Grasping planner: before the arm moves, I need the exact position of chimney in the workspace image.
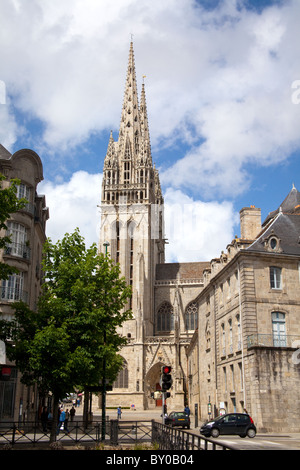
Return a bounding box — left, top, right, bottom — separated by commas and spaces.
240, 206, 261, 240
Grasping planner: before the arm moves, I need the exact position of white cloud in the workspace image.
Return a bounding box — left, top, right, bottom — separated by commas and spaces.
163, 188, 238, 262
1, 0, 300, 262
38, 171, 102, 248
159, 1, 300, 197
38, 172, 237, 263
0, 103, 19, 151
1, 0, 300, 198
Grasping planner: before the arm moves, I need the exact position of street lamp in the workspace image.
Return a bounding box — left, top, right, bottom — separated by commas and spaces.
101, 242, 110, 441
103, 241, 110, 255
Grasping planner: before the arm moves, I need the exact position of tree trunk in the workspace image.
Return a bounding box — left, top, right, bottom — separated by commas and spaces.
83, 390, 89, 428
50, 394, 60, 443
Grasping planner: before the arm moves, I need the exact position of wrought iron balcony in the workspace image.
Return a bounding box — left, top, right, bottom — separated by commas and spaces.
1, 286, 28, 303
4, 242, 31, 260
21, 202, 35, 216
247, 334, 299, 349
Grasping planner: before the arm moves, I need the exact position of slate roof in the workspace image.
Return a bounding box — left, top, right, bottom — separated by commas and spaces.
247, 212, 300, 256
156, 262, 210, 281
246, 185, 300, 256
0, 143, 12, 160
263, 185, 300, 226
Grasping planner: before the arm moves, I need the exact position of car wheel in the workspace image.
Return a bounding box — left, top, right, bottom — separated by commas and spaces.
211, 428, 220, 438
247, 428, 256, 438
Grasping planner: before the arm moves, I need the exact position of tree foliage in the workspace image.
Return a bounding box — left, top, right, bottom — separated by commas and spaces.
0, 228, 132, 439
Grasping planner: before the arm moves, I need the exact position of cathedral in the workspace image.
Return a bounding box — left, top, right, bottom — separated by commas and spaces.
98, 42, 300, 431
98, 42, 209, 410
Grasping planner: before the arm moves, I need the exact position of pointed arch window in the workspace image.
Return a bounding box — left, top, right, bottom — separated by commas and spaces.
110, 220, 121, 264
185, 302, 198, 330
157, 301, 174, 332
113, 359, 129, 389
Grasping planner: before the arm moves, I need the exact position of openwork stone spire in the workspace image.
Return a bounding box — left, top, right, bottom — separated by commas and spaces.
102, 41, 162, 205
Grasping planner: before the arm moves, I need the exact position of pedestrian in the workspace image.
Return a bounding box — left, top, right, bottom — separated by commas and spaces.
64, 409, 70, 432
184, 405, 190, 416
117, 406, 122, 420
70, 405, 76, 422
57, 408, 70, 435
41, 406, 48, 432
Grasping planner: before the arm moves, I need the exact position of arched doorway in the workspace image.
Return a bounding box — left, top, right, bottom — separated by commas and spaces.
145, 362, 164, 409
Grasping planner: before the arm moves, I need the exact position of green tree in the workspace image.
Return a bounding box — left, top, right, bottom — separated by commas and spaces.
0, 174, 27, 279
0, 229, 132, 441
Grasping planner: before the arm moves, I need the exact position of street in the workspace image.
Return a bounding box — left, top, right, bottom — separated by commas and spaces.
89, 407, 300, 450
196, 433, 300, 450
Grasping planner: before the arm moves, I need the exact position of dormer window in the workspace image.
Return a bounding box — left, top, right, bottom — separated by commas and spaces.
263, 232, 282, 253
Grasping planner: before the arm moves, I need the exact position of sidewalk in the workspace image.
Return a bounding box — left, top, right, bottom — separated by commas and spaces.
71, 405, 199, 429
66, 405, 300, 439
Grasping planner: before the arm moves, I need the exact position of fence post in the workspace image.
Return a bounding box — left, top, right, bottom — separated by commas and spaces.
110, 419, 118, 446
12, 423, 16, 445
151, 419, 156, 444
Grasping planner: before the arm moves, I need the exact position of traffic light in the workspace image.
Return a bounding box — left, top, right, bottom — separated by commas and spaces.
161, 366, 172, 392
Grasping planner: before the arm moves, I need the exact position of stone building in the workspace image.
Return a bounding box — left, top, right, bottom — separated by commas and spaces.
99, 42, 300, 431
188, 188, 300, 432
0, 144, 49, 420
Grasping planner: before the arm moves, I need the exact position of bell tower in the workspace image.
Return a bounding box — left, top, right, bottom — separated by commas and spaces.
99, 42, 165, 340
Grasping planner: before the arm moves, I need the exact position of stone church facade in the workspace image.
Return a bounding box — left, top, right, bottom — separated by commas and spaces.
98, 42, 300, 431
98, 42, 210, 410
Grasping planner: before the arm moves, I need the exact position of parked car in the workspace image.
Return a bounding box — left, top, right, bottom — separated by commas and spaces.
165, 411, 190, 429
200, 413, 256, 438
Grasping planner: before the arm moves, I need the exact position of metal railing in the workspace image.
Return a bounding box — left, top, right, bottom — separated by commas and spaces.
247, 334, 300, 349
110, 419, 153, 446
152, 421, 235, 451
0, 420, 108, 447
0, 287, 28, 303
5, 242, 31, 260
0, 419, 235, 450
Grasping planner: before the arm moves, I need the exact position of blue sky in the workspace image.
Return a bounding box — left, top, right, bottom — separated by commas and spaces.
1, 0, 300, 262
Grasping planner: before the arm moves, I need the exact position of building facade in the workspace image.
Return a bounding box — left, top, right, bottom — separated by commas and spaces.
189, 193, 300, 432
99, 43, 300, 432
98, 42, 210, 410
0, 145, 49, 421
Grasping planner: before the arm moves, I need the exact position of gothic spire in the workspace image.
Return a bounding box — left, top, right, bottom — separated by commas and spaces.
102, 41, 162, 204
118, 41, 140, 157
104, 130, 117, 169
139, 81, 153, 167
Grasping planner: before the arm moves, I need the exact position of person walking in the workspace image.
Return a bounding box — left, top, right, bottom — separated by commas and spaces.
64, 409, 70, 433
41, 406, 48, 433
70, 405, 76, 422
57, 408, 70, 435
117, 406, 122, 420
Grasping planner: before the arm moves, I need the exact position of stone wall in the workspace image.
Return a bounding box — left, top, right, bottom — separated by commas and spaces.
248, 348, 300, 432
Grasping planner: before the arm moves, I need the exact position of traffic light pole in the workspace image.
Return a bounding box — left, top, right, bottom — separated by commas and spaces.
161, 366, 172, 424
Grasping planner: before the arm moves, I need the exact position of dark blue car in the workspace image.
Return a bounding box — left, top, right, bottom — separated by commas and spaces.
200, 413, 256, 438
165, 411, 190, 429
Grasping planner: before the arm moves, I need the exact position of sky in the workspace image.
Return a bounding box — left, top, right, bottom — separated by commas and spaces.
1, 0, 300, 263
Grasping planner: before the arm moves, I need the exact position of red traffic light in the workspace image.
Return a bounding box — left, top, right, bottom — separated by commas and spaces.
162, 366, 171, 374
